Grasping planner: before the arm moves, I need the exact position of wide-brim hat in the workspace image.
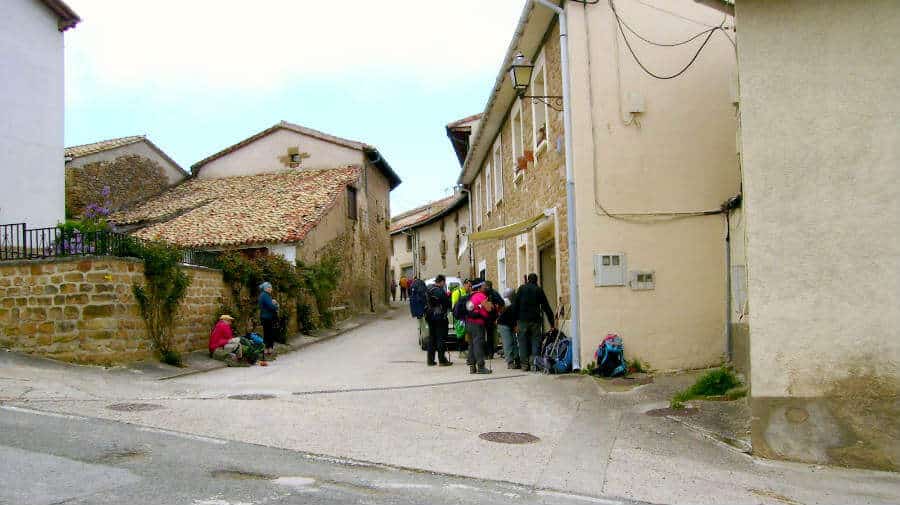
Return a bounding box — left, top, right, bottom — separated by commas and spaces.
219, 314, 235, 321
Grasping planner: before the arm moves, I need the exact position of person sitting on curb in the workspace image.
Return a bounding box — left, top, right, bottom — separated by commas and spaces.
209, 315, 248, 367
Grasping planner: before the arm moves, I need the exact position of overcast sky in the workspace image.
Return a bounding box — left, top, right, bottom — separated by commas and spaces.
64, 0, 524, 214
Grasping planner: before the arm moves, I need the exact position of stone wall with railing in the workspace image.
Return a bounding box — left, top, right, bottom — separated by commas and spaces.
0, 256, 229, 364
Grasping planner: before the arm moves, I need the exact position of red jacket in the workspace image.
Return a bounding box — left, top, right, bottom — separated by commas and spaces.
209, 320, 234, 351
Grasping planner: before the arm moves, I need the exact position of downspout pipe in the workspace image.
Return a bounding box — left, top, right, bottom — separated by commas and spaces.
533, 0, 581, 369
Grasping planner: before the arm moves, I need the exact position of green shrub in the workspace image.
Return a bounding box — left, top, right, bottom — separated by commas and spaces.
669, 367, 742, 410
627, 358, 648, 374
132, 241, 191, 362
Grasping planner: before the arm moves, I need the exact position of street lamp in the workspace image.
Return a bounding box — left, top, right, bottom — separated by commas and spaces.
508, 52, 534, 94
507, 51, 563, 111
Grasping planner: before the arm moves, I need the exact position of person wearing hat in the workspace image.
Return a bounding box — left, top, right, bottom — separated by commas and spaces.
209, 314, 243, 364
258, 281, 280, 357
465, 279, 494, 374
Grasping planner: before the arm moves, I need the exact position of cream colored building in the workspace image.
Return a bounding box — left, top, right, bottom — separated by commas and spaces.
390, 194, 470, 284
458, 0, 739, 371
700, 0, 899, 472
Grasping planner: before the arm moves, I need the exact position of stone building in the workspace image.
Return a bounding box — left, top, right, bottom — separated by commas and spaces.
0, 0, 79, 228
65, 135, 188, 216
389, 193, 469, 284
702, 0, 899, 471
113, 121, 401, 313
457, 0, 739, 371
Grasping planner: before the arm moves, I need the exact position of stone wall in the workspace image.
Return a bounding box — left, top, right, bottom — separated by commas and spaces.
0, 256, 230, 364
66, 154, 170, 216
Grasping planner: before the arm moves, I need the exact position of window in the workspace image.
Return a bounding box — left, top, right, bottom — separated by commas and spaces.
347, 186, 358, 220
531, 52, 549, 152
511, 103, 524, 170
629, 270, 655, 291
516, 237, 528, 287
485, 161, 493, 211
594, 253, 626, 286
493, 138, 503, 203
420, 245, 427, 265
474, 178, 483, 229
478, 259, 487, 282
406, 235, 413, 251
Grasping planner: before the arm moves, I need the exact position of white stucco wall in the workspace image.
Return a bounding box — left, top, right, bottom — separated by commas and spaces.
0, 0, 65, 228
567, 0, 740, 370
196, 129, 363, 179
66, 141, 186, 185
738, 0, 900, 398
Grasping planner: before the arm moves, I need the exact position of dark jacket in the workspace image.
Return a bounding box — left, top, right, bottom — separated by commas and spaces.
487, 288, 505, 309
425, 284, 451, 321
258, 291, 278, 321
514, 283, 554, 324
497, 301, 517, 327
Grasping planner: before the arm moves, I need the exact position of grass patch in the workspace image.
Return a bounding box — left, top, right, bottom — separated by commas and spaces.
580, 361, 597, 375
627, 358, 649, 374
670, 367, 742, 410
160, 349, 183, 367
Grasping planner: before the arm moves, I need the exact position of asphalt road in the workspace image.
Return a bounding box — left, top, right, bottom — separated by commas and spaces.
0, 405, 641, 505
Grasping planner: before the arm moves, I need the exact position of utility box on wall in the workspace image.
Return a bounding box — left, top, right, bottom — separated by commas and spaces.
594, 253, 626, 286
629, 270, 656, 290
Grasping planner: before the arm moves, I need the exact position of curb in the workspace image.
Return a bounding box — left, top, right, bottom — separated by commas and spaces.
157, 312, 385, 381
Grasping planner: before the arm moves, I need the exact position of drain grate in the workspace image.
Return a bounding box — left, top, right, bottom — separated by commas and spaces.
645, 407, 698, 417
228, 393, 276, 400
106, 402, 164, 412
479, 432, 540, 444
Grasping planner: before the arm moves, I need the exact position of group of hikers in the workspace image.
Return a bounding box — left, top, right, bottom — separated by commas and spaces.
391, 274, 412, 301
418, 273, 556, 375
208, 281, 282, 367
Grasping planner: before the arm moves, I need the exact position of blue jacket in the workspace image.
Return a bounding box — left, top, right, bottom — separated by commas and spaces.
258, 291, 278, 321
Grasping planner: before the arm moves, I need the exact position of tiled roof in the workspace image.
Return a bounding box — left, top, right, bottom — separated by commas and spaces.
446, 113, 483, 130
65, 136, 145, 158
112, 167, 360, 249
390, 194, 465, 234
40, 0, 80, 31
192, 121, 369, 171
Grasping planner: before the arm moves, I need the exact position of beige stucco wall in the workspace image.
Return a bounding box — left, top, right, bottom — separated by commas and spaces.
390, 232, 414, 282
67, 141, 186, 185
196, 129, 363, 179
737, 0, 899, 471
565, 0, 739, 371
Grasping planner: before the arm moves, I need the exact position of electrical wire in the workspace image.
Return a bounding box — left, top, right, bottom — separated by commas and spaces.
611, 0, 720, 80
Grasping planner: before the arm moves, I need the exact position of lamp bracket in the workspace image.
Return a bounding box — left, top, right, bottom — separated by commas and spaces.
521, 94, 564, 112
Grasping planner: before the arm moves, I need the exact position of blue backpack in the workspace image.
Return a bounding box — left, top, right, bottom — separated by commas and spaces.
595, 334, 626, 377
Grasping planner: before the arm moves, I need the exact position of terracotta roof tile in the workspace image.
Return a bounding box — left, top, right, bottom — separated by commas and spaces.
65, 136, 145, 158
390, 195, 463, 233
112, 167, 359, 249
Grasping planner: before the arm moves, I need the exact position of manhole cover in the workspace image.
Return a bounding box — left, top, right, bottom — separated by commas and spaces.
645, 407, 699, 417
479, 432, 540, 444
227, 394, 276, 400
106, 402, 164, 412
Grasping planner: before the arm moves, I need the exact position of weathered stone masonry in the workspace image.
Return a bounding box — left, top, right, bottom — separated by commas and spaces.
0, 256, 230, 364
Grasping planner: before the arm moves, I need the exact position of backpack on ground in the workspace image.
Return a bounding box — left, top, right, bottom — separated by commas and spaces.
534, 328, 572, 374
594, 333, 626, 377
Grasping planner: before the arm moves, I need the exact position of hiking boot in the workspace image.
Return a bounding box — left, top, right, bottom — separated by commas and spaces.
469, 364, 477, 374
427, 361, 437, 367
439, 360, 453, 367
476, 366, 493, 374
521, 363, 531, 372
507, 362, 516, 369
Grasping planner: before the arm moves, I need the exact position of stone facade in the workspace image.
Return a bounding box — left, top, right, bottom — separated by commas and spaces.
469, 22, 569, 307
66, 154, 171, 216
390, 201, 470, 283
0, 256, 230, 364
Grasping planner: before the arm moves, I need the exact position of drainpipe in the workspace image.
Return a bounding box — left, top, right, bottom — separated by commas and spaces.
534, 0, 581, 369
456, 185, 476, 277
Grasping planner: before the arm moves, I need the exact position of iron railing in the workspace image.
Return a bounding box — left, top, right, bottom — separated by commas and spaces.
0, 223, 221, 268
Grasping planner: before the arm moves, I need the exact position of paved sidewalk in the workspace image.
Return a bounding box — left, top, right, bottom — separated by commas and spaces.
1, 309, 898, 505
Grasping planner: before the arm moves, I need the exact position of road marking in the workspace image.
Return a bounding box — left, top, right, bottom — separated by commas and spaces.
0, 405, 86, 420
536, 490, 627, 504
137, 426, 228, 445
